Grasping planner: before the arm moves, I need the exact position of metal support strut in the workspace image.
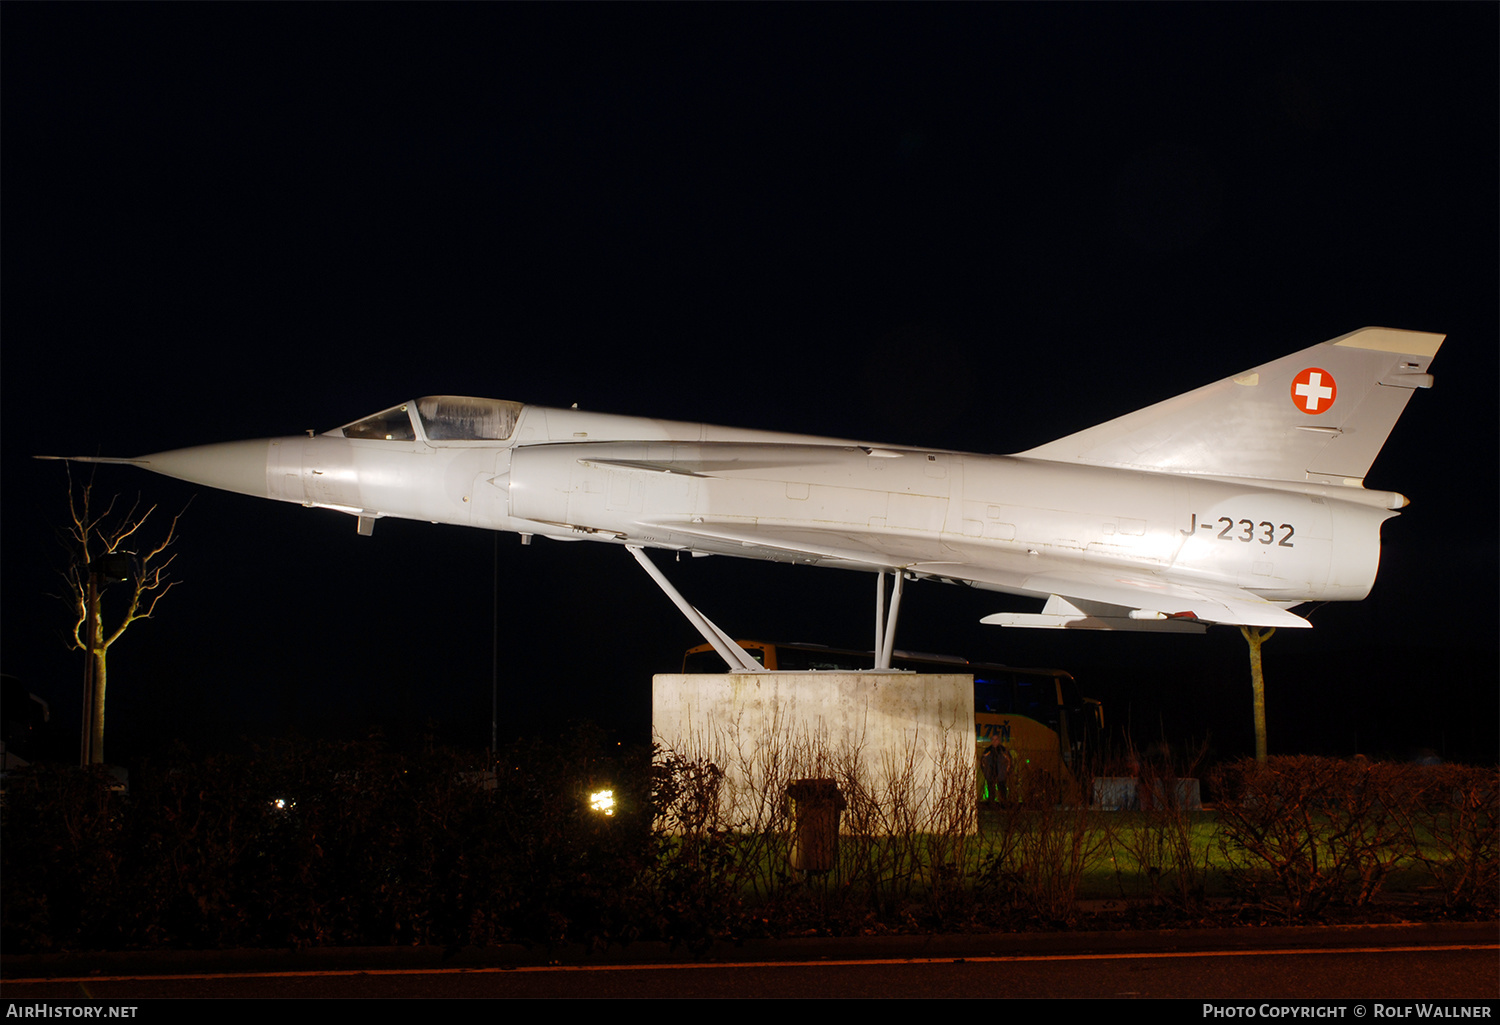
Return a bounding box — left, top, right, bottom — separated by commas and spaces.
873, 569, 905, 670
626, 545, 764, 672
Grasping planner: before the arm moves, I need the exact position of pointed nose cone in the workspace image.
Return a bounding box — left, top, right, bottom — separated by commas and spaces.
138, 440, 273, 499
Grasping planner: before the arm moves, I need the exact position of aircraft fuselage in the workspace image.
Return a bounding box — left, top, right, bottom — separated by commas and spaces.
59, 327, 1440, 634
159, 403, 1390, 611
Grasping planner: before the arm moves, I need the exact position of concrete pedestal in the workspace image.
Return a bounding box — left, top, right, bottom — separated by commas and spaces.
653, 672, 976, 835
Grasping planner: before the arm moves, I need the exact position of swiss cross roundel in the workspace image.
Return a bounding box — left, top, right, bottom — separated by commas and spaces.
1291, 367, 1337, 414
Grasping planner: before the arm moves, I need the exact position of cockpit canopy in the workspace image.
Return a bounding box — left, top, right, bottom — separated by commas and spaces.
335, 396, 523, 442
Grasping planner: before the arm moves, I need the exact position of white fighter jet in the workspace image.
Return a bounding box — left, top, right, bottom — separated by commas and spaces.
47, 327, 1442, 671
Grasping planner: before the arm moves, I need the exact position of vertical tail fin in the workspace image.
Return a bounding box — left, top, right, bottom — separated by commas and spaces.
1017, 327, 1443, 485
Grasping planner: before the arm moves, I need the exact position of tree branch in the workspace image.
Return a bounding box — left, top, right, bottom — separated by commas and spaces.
55, 469, 187, 652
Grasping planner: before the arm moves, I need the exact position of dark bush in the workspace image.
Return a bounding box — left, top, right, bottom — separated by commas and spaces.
6, 746, 1493, 950
1390, 763, 1498, 914
2, 732, 674, 952
1211, 757, 1499, 921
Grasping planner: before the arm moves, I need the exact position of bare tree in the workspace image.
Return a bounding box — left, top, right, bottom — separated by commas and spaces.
57, 468, 185, 765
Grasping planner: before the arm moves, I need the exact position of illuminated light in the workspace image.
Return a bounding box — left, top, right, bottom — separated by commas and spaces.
589, 789, 616, 816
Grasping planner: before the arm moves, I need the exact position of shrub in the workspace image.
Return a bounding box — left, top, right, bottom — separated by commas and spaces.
1388, 764, 1498, 914
1211, 756, 1499, 921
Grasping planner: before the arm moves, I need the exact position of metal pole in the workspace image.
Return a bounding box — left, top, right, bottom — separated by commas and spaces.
878, 570, 904, 670
80, 571, 100, 766
80, 574, 94, 767
491, 532, 499, 758
627, 545, 763, 672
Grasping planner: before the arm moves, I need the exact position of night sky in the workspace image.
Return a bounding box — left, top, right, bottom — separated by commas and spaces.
4, 5, 1495, 765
